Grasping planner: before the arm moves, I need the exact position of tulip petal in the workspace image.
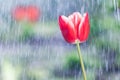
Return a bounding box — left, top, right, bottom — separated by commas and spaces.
68, 13, 74, 24
59, 16, 77, 43
26, 6, 40, 22
68, 12, 82, 33
73, 12, 82, 30
78, 12, 90, 42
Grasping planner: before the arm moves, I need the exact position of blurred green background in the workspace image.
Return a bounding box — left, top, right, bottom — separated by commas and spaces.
0, 0, 120, 80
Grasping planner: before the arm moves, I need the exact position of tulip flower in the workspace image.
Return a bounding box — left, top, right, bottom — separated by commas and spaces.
12, 5, 40, 22
58, 12, 90, 80
11, 5, 40, 41
59, 12, 90, 44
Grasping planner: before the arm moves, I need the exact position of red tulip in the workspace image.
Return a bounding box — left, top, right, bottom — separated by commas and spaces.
26, 6, 40, 22
12, 5, 40, 22
59, 12, 90, 44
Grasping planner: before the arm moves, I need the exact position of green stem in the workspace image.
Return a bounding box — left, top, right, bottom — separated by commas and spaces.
76, 41, 87, 80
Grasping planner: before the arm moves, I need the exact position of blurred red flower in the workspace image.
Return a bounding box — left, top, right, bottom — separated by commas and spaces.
59, 12, 90, 44
12, 5, 40, 22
